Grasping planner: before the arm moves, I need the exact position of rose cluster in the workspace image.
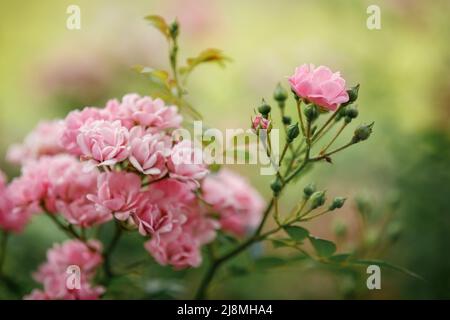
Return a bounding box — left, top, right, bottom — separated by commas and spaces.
0, 93, 265, 299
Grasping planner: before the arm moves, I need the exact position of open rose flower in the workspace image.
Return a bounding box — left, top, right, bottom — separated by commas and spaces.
77, 120, 129, 168
128, 128, 172, 177
167, 140, 209, 186
60, 107, 110, 155
87, 171, 142, 221
202, 169, 265, 237
289, 64, 349, 111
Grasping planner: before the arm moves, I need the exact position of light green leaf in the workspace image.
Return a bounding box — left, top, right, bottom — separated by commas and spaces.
145, 15, 170, 39
271, 238, 296, 248
180, 48, 231, 75
284, 226, 309, 242
308, 236, 336, 257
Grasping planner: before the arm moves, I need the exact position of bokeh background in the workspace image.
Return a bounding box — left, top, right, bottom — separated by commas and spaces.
1, 0, 449, 299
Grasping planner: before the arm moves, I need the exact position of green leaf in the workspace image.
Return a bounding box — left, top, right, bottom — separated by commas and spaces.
254, 256, 286, 269
179, 48, 231, 75
228, 265, 249, 277
133, 65, 170, 86
145, 15, 170, 39
308, 236, 336, 257
284, 226, 309, 242
349, 259, 425, 281
271, 238, 296, 248
327, 253, 352, 263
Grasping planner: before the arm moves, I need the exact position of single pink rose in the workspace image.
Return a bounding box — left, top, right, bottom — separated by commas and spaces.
289, 64, 349, 111
128, 128, 172, 177
202, 169, 265, 237
77, 120, 129, 168
87, 171, 142, 221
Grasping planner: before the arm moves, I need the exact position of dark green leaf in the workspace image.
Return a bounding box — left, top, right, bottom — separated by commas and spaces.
308, 236, 336, 257
284, 226, 309, 242
327, 253, 352, 263
254, 256, 286, 269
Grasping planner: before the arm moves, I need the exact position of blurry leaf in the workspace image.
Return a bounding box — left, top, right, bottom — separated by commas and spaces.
254, 256, 286, 269
133, 65, 171, 88
180, 48, 231, 76
228, 265, 249, 277
271, 238, 296, 248
350, 259, 425, 281
284, 226, 309, 242
308, 236, 336, 257
145, 15, 170, 39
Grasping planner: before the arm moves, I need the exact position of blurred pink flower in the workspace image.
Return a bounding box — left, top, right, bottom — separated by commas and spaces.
0, 190, 32, 234
26, 239, 104, 300
77, 120, 130, 168
6, 120, 65, 165
145, 233, 201, 270
168, 140, 209, 186
202, 169, 265, 237
289, 64, 349, 111
87, 171, 142, 221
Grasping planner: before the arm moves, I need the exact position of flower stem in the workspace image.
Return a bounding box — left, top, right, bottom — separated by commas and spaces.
0, 231, 9, 276
296, 99, 306, 137
319, 122, 347, 155
312, 104, 344, 142
311, 141, 357, 162
103, 220, 123, 283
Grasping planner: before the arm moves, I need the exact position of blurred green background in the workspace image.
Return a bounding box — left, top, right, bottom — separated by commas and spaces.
0, 0, 449, 299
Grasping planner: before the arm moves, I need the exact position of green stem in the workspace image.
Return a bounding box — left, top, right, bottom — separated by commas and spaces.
312, 104, 344, 142
0, 231, 9, 276
319, 122, 347, 155
310, 141, 357, 162
296, 99, 306, 137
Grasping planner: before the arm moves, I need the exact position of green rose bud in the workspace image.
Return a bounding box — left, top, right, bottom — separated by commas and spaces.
286, 123, 300, 142
352, 122, 374, 143
169, 20, 179, 39
344, 84, 360, 105
335, 106, 347, 122
274, 83, 288, 102
258, 99, 271, 116
329, 197, 346, 210
270, 178, 283, 196
303, 183, 316, 199
345, 105, 359, 119
304, 104, 319, 123
282, 115, 292, 125
309, 191, 326, 210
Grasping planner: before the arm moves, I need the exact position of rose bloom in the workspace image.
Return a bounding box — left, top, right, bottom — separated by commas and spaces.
202, 169, 265, 237
87, 171, 142, 221
0, 187, 33, 234
128, 127, 172, 177
6, 120, 65, 165
77, 120, 129, 168
25, 239, 104, 300
289, 64, 349, 111
60, 106, 110, 156
118, 93, 183, 130
167, 140, 209, 186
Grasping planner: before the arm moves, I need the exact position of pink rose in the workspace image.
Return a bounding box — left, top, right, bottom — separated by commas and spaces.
87, 171, 142, 221
128, 128, 172, 177
26, 239, 104, 300
0, 191, 32, 233
167, 140, 209, 186
202, 169, 265, 237
60, 107, 110, 155
6, 120, 65, 165
77, 120, 129, 168
289, 64, 349, 111
252, 114, 271, 130
145, 233, 202, 270
120, 94, 182, 130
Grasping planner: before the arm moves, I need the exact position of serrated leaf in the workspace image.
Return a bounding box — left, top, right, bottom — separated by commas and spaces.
180, 48, 231, 76
308, 236, 336, 257
145, 15, 170, 39
349, 259, 425, 281
284, 226, 309, 242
